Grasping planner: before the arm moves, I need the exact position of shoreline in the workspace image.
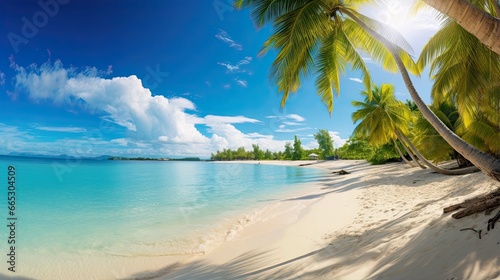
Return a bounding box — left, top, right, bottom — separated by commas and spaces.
7, 160, 499, 279
155, 160, 499, 280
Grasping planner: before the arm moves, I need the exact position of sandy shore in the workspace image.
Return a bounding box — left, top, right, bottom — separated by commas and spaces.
8, 160, 498, 280
150, 160, 500, 280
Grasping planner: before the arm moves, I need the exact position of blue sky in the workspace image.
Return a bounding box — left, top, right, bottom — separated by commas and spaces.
0, 0, 441, 158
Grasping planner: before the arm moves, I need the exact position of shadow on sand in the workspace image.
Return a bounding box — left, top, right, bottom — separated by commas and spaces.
126, 161, 499, 280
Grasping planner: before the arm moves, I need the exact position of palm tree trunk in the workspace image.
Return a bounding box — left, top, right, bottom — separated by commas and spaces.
397, 136, 427, 169
397, 131, 479, 175
422, 0, 500, 56
344, 10, 500, 181
393, 138, 418, 167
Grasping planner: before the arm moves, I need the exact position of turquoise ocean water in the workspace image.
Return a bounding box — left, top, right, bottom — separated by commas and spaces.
0, 156, 323, 258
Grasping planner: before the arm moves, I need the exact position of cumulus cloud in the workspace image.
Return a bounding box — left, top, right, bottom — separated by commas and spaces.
328, 131, 348, 148
207, 122, 287, 152
14, 61, 209, 145
215, 29, 243, 50
10, 61, 298, 157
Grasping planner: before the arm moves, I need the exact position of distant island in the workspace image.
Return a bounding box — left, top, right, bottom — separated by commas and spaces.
108, 157, 202, 161
1, 153, 202, 162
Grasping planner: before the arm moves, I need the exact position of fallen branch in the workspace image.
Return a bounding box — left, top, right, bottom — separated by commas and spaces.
452, 196, 500, 219
444, 189, 500, 214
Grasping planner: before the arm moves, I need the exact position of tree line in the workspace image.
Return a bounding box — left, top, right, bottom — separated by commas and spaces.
211, 130, 334, 161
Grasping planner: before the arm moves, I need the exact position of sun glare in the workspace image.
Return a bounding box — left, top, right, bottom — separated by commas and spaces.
360, 0, 442, 52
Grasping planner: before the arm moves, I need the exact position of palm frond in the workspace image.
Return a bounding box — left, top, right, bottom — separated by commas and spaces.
235, 0, 315, 28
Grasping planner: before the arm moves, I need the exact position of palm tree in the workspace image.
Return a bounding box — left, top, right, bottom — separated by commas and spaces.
236, 0, 500, 181
351, 84, 421, 167
352, 84, 411, 147
418, 0, 500, 56
352, 84, 477, 174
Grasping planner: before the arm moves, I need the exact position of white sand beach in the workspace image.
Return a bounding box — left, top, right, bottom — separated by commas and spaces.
151, 160, 500, 280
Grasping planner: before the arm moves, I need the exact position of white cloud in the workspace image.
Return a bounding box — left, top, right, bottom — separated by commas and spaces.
349, 77, 363, 83
267, 114, 306, 122
283, 121, 302, 126
35, 126, 87, 133
329, 131, 348, 148
236, 79, 247, 87
111, 138, 128, 146
215, 29, 243, 50
14, 61, 209, 146
12, 62, 306, 157
266, 113, 308, 132
217, 56, 252, 73
204, 115, 260, 124
286, 114, 306, 122
158, 136, 169, 142
207, 122, 287, 152
217, 62, 239, 72
169, 97, 196, 110
223, 84, 231, 89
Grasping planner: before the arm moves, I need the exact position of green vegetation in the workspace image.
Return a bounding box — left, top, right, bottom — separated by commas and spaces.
334, 138, 399, 165
211, 133, 322, 161
314, 129, 334, 159
292, 135, 303, 160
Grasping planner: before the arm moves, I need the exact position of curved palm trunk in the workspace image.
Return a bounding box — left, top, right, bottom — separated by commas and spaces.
422, 0, 500, 56
393, 138, 418, 167
344, 10, 500, 181
397, 136, 427, 169
397, 131, 479, 175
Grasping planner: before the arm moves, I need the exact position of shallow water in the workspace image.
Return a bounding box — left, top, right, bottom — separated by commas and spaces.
0, 156, 323, 259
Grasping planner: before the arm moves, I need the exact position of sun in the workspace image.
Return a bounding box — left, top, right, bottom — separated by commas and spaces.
360, 0, 442, 52
377, 1, 415, 36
